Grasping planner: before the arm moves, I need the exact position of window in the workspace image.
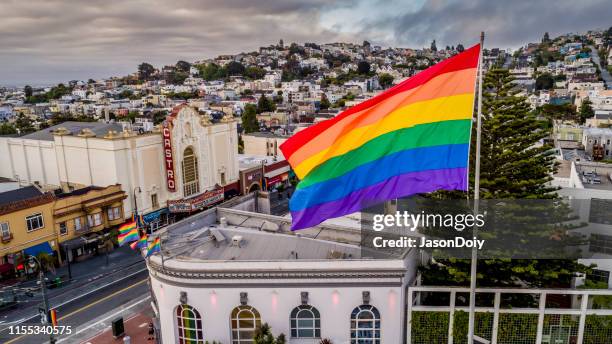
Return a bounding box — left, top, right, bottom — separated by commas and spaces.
151, 194, 159, 209
87, 212, 102, 227
220, 172, 226, 185
0, 222, 10, 240
182, 147, 200, 197
74, 217, 83, 231
230, 305, 261, 344
107, 207, 121, 221
26, 213, 44, 232
350, 305, 381, 344
59, 222, 67, 236
176, 304, 204, 344
290, 305, 320, 338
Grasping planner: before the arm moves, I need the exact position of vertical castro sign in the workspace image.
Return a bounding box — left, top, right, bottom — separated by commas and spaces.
162, 121, 176, 192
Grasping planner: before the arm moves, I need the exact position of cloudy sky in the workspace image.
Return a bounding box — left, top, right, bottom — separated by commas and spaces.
0, 0, 609, 85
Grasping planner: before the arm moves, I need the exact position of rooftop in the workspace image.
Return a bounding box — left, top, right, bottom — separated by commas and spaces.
576, 162, 612, 190
163, 226, 361, 261
21, 121, 123, 141
0, 185, 43, 207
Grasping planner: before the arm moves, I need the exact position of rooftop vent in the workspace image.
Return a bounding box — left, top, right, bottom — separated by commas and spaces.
220, 217, 227, 228
231, 235, 243, 248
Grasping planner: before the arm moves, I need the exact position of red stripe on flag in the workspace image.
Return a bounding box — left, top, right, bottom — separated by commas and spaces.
279, 43, 480, 160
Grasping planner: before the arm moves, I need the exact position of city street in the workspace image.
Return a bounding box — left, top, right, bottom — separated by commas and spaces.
590, 45, 612, 89
0, 246, 148, 344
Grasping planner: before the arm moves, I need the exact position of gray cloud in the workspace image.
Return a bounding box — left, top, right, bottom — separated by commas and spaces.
0, 0, 356, 85
383, 0, 611, 48
0, 0, 609, 85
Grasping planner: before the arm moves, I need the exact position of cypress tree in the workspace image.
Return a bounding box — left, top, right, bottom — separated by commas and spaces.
420, 69, 588, 289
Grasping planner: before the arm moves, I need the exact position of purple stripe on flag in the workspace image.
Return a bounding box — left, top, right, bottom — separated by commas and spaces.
290, 167, 467, 230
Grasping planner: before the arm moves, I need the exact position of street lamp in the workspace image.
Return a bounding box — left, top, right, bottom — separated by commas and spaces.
28, 256, 56, 344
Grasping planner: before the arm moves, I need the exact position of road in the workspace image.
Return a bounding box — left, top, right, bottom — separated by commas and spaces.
590, 45, 612, 89
0, 269, 149, 344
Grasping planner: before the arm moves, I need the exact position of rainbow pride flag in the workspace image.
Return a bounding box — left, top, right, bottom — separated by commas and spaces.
146, 237, 161, 257
118, 228, 139, 246
130, 233, 148, 250
118, 220, 136, 235
281, 44, 481, 229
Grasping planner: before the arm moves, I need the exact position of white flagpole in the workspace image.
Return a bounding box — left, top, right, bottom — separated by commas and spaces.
467, 31, 485, 344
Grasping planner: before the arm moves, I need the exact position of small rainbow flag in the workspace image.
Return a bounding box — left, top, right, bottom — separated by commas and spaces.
118, 221, 136, 235
130, 233, 148, 250
118, 228, 139, 246
281, 44, 481, 229
49, 309, 58, 326
146, 237, 161, 257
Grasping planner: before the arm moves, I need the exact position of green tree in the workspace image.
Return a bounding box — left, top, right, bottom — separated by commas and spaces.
257, 95, 276, 113
539, 103, 578, 122
421, 69, 586, 288
245, 66, 266, 80
24, 85, 33, 98
241, 104, 259, 133
0, 123, 17, 135
456, 44, 465, 52
357, 61, 371, 75
378, 73, 394, 89
175, 60, 191, 73
15, 113, 35, 134
535, 73, 554, 90
226, 61, 246, 76
542, 32, 550, 44
138, 62, 155, 80
253, 323, 286, 344
579, 99, 595, 124
320, 93, 331, 110
430, 39, 437, 52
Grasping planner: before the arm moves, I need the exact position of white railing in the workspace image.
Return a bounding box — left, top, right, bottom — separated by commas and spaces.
407, 286, 612, 344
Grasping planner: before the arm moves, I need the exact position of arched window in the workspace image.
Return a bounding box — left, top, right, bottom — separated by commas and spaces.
230, 305, 261, 343
176, 304, 204, 344
182, 147, 200, 197
350, 305, 380, 344
290, 305, 321, 338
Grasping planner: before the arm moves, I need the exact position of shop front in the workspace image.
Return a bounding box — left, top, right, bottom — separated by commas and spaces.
168, 187, 225, 216
140, 207, 171, 233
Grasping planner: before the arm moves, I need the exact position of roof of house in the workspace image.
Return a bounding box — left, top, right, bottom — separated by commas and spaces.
0, 186, 43, 207
20, 121, 123, 141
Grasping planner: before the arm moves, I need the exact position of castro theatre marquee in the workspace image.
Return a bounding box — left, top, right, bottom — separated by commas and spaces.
0, 105, 240, 229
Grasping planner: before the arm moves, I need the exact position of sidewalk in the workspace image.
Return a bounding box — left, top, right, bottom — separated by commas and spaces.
82, 308, 155, 344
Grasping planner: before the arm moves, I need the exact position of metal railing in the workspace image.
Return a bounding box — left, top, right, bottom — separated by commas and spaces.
407, 286, 612, 344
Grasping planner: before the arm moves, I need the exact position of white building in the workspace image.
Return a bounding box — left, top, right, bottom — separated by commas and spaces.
148, 201, 417, 344
0, 105, 240, 224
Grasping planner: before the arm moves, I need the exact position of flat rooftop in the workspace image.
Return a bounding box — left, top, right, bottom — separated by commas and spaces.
163, 226, 361, 261
576, 163, 612, 190
21, 121, 123, 141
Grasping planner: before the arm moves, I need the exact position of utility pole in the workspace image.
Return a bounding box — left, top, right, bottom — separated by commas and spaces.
30, 256, 56, 344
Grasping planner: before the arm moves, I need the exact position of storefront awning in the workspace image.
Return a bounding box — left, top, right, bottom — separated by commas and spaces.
60, 237, 88, 250
264, 165, 290, 178
23, 242, 53, 257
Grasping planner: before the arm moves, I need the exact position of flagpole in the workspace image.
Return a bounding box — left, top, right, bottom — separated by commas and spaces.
468, 31, 485, 344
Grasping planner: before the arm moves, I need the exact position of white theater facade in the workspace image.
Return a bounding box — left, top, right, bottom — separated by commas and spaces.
147, 205, 417, 344
0, 105, 240, 227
